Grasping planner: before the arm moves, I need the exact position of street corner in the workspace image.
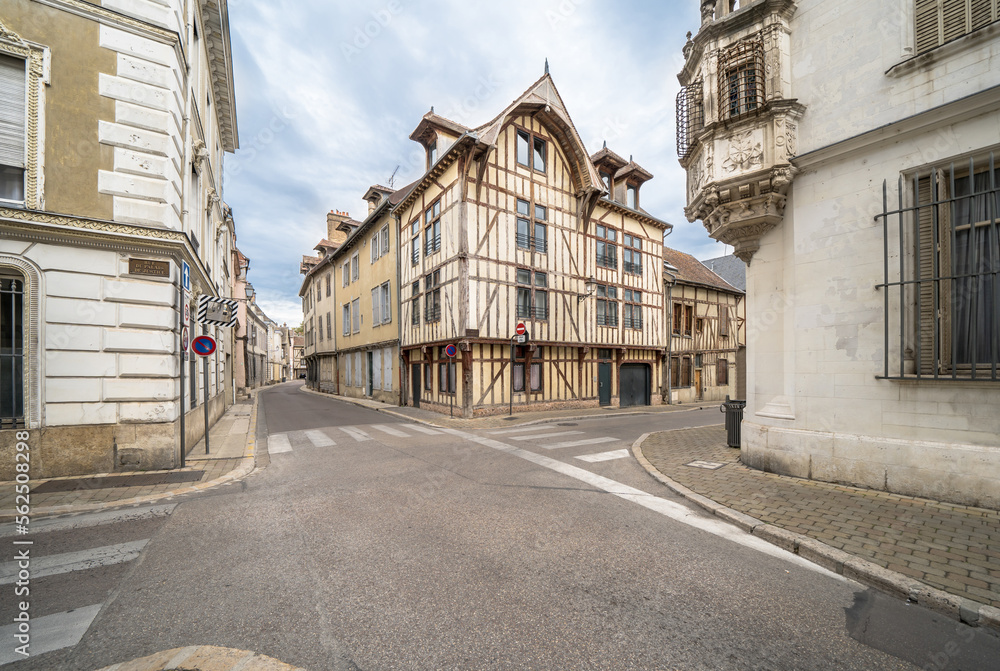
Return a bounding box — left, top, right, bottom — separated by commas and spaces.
93, 645, 309, 671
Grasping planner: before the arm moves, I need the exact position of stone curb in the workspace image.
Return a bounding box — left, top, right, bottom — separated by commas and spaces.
298, 384, 707, 429
630, 434, 1000, 635
93, 645, 307, 671
0, 394, 263, 524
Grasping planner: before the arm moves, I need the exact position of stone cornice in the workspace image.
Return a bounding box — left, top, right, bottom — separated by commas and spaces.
32, 0, 178, 43
0, 208, 224, 297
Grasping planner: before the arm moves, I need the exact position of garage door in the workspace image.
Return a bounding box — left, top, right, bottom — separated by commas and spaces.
620, 363, 650, 408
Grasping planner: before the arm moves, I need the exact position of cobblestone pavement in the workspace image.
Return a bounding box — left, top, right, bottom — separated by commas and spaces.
640, 425, 1000, 611
0, 398, 258, 523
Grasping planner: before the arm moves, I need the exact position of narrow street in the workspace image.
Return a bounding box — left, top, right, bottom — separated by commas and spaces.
6, 383, 999, 670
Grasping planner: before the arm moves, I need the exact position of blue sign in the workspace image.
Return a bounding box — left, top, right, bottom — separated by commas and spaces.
181, 261, 191, 292
445, 344, 457, 358
192, 335, 216, 357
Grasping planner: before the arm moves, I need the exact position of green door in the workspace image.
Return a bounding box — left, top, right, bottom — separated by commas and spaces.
598, 362, 612, 406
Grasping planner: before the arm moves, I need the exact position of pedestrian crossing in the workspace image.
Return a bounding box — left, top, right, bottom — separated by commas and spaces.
265, 422, 631, 465
0, 504, 173, 666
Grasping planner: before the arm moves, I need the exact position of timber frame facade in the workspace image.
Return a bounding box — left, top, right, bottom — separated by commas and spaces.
392, 74, 673, 417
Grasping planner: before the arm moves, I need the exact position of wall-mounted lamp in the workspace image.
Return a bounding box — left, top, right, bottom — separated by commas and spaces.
578, 277, 598, 302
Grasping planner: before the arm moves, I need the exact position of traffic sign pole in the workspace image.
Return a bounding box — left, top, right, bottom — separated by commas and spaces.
178, 274, 185, 468
203, 354, 210, 454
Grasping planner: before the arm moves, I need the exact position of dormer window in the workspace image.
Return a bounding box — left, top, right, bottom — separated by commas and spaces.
600, 171, 611, 191
626, 184, 638, 209
427, 143, 438, 168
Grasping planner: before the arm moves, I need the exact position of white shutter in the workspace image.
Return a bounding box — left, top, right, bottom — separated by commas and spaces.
355, 352, 362, 387
383, 348, 393, 390
0, 54, 26, 168
372, 287, 380, 325
345, 355, 351, 387
373, 349, 382, 390
382, 283, 391, 324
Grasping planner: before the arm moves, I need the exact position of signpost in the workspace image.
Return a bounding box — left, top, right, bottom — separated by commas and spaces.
178, 261, 190, 467
192, 335, 217, 454
510, 324, 530, 416
445, 344, 457, 417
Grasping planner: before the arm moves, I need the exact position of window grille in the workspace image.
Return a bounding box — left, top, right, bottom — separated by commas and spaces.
717, 36, 764, 121
877, 153, 999, 381
0, 274, 24, 429
676, 80, 704, 158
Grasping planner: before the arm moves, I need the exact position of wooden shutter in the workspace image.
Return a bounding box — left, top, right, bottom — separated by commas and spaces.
971, 0, 997, 28
916, 0, 998, 54
0, 54, 26, 169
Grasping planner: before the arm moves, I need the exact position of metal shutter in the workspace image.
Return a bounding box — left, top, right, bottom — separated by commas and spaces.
0, 54, 26, 169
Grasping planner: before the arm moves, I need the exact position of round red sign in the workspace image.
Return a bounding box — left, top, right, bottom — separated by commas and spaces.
515, 322, 527, 336
192, 335, 217, 357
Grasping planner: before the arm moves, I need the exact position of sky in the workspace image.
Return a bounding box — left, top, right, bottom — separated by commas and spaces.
223, 0, 730, 327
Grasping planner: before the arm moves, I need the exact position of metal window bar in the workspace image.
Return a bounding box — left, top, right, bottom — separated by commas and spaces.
876, 152, 999, 381
424, 233, 441, 255
624, 261, 643, 275
676, 80, 704, 159
0, 276, 25, 429
597, 310, 619, 327
597, 250, 618, 269
515, 232, 548, 253
717, 36, 764, 121
425, 301, 441, 323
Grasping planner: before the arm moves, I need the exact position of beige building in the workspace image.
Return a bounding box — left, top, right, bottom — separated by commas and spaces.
394, 74, 672, 417
0, 1, 238, 477
678, 0, 1000, 507
662, 247, 745, 404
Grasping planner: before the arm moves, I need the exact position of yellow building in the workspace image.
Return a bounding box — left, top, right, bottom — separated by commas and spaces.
662, 247, 745, 404
301, 191, 401, 404
392, 74, 672, 417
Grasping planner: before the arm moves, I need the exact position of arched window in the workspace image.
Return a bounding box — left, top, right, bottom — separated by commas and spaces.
1, 271, 25, 428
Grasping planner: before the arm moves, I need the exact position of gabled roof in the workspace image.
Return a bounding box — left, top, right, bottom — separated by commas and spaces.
663, 246, 742, 294
471, 73, 603, 195
616, 160, 653, 184
591, 145, 628, 171
410, 111, 470, 145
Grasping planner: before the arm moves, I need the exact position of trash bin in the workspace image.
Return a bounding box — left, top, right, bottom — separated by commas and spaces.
720, 395, 746, 448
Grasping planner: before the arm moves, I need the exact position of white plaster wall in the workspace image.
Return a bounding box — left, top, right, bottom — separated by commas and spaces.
742, 90, 1000, 506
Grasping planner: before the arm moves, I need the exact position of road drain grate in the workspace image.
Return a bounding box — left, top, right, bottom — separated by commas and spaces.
32, 471, 206, 494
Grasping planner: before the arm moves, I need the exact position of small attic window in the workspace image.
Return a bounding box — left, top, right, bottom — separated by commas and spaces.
427, 143, 438, 168
627, 184, 638, 209
600, 171, 611, 191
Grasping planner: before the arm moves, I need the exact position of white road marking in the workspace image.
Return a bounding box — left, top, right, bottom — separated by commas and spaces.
370, 424, 410, 437
0, 540, 149, 585
575, 448, 631, 462
545, 437, 620, 450
486, 426, 555, 435
0, 504, 176, 538
304, 430, 336, 447
407, 424, 443, 435
0, 604, 102, 664
509, 431, 584, 441
440, 428, 843, 578
267, 433, 293, 454
339, 426, 372, 441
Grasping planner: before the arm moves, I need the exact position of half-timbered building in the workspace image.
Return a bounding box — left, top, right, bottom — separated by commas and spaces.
663, 247, 745, 404
393, 74, 672, 417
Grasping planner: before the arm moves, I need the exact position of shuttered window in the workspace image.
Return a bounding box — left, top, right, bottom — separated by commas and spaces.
0, 54, 26, 206
915, 0, 998, 54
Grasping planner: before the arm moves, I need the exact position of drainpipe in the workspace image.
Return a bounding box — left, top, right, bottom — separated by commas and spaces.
394, 212, 404, 406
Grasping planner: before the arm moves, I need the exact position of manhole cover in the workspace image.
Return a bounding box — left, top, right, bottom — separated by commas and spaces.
32, 471, 205, 494
684, 460, 725, 470
503, 416, 518, 421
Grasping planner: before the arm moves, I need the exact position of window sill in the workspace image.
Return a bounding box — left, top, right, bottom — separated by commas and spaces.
886, 22, 1000, 77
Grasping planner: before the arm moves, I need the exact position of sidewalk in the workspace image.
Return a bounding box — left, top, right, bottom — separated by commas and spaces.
94, 645, 306, 671
635, 424, 1000, 632
0, 395, 260, 523
301, 385, 707, 429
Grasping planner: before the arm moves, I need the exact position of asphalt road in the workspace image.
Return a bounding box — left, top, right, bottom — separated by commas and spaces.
7, 382, 1000, 670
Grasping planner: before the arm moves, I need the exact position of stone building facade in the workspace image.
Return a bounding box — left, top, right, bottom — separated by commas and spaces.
0, 0, 238, 478
678, 0, 1000, 507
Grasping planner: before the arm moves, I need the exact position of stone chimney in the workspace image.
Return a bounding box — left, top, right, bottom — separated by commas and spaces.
326, 210, 352, 245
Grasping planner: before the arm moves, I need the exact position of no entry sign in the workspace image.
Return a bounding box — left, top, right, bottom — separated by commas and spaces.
192, 335, 217, 357
515, 322, 527, 336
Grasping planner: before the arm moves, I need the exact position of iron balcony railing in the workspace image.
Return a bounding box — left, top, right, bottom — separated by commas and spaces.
876, 153, 999, 381
516, 304, 548, 320
597, 312, 619, 327
516, 233, 548, 253
623, 314, 643, 330
425, 304, 441, 322
425, 234, 441, 255
624, 261, 643, 275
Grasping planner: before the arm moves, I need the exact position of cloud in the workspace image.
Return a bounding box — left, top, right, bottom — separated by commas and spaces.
225, 0, 723, 321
